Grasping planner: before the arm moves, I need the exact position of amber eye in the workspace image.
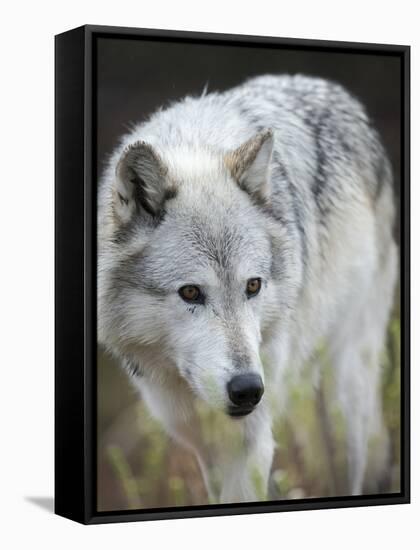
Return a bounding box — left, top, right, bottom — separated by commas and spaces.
178, 285, 204, 304
246, 278, 262, 298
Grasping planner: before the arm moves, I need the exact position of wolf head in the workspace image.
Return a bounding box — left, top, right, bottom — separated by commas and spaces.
98, 130, 301, 417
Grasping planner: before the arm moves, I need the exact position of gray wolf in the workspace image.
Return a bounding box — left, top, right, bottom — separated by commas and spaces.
98, 75, 397, 503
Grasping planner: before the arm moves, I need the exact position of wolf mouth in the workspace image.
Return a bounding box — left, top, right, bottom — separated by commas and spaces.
227, 405, 255, 418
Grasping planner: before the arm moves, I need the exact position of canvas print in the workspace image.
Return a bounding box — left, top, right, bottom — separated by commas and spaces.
96, 37, 402, 512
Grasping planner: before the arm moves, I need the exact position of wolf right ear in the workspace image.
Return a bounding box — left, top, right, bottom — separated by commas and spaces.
113, 141, 173, 224
224, 129, 274, 203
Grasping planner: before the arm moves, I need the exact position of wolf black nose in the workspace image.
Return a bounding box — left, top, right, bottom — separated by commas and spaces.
227, 374, 264, 407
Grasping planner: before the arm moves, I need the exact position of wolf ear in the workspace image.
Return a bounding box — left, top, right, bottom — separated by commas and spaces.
113, 141, 173, 224
225, 129, 273, 202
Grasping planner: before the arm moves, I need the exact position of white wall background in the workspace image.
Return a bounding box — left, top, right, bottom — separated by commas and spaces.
0, 0, 417, 547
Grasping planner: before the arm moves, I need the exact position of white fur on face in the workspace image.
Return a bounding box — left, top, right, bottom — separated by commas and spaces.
101, 171, 285, 409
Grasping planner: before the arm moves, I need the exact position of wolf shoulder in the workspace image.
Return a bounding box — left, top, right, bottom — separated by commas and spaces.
237, 76, 390, 173
153, 74, 390, 191
100, 74, 392, 219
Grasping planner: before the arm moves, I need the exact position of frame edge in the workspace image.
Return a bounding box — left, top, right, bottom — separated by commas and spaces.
55, 25, 88, 525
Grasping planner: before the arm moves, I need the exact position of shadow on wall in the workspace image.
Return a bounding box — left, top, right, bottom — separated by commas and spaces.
25, 497, 54, 514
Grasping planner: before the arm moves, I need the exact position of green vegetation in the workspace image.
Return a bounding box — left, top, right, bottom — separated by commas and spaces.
97, 307, 401, 511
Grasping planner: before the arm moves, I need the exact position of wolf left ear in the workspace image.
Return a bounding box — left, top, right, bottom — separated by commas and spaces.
225, 129, 274, 203
113, 141, 172, 224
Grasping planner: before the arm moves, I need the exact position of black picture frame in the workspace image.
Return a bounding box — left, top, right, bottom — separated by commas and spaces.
55, 24, 410, 525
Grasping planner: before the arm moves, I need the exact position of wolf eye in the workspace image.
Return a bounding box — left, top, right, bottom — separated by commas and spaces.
246, 278, 262, 298
178, 285, 204, 304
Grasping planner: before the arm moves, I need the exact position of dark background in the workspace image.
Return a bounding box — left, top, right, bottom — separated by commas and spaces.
96, 36, 402, 512
97, 36, 401, 197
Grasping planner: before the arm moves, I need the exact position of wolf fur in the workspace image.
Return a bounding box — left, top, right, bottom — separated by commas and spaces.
98, 75, 397, 503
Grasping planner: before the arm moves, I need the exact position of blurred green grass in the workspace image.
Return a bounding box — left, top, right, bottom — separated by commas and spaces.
97, 301, 401, 511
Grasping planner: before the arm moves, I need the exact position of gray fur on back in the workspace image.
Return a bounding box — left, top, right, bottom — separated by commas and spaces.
99, 74, 393, 270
